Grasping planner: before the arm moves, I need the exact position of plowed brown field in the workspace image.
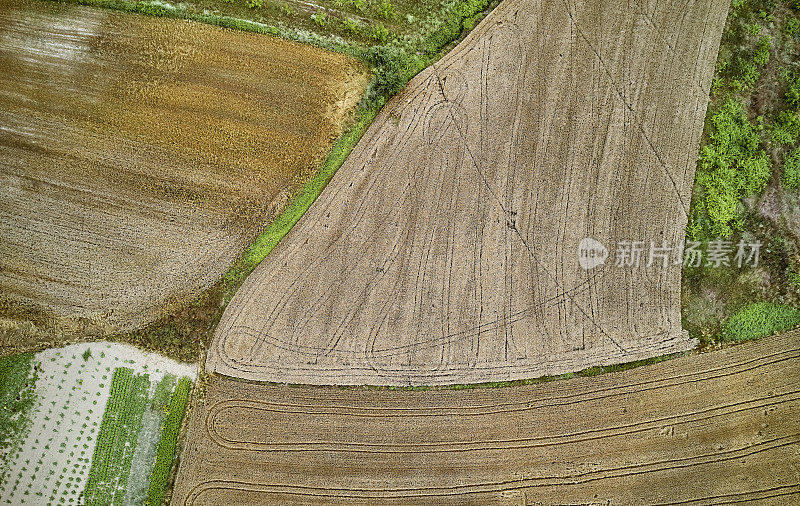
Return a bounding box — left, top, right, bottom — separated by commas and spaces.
173, 330, 800, 504
208, 0, 731, 385
0, 0, 366, 343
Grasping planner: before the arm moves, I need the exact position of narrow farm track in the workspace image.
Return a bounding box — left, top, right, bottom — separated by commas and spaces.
208, 0, 731, 386
173, 331, 800, 505
0, 0, 366, 341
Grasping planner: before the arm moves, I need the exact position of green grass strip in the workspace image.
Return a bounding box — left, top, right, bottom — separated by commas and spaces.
221, 100, 383, 294
146, 377, 193, 506
722, 302, 800, 342
84, 367, 151, 505
0, 353, 37, 482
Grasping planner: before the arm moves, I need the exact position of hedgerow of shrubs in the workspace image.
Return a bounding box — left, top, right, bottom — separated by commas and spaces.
421, 0, 490, 57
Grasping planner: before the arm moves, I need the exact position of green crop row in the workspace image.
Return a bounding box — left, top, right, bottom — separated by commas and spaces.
83, 367, 150, 505
146, 377, 192, 506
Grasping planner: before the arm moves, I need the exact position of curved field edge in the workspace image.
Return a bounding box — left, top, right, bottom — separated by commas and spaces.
171, 330, 800, 505
0, 0, 504, 363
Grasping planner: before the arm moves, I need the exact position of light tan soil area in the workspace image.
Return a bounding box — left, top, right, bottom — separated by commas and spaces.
174, 331, 800, 504
208, 0, 731, 385
0, 0, 367, 346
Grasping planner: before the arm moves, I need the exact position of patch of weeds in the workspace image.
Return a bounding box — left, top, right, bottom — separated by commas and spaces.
784, 145, 800, 189
721, 302, 800, 340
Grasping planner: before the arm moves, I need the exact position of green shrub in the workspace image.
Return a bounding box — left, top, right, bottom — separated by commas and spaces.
771, 110, 800, 145
366, 22, 389, 42
692, 99, 770, 237
365, 45, 422, 97
341, 16, 361, 34
311, 10, 327, 25
375, 0, 396, 19
280, 2, 294, 15
784, 146, 800, 189
246, 0, 262, 9
786, 69, 800, 109
753, 35, 771, 65
721, 302, 800, 341
787, 17, 799, 36
345, 0, 366, 13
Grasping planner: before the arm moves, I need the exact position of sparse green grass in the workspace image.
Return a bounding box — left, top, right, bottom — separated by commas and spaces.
146, 377, 192, 506
721, 302, 800, 341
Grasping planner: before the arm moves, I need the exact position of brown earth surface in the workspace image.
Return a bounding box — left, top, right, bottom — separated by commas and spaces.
208, 0, 731, 385
173, 330, 800, 505
0, 0, 367, 347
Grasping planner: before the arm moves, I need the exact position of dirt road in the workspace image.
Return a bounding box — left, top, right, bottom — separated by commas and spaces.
174, 330, 800, 504
208, 0, 731, 385
0, 0, 366, 345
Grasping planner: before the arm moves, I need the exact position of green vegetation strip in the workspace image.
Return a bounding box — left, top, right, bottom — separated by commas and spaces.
0, 353, 37, 482
722, 302, 800, 341
146, 377, 192, 506
222, 101, 382, 293
84, 367, 150, 505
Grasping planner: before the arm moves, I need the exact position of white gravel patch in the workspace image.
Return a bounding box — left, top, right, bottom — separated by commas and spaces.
0, 342, 196, 504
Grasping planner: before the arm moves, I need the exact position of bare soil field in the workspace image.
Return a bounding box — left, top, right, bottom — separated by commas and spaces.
174, 330, 800, 504
0, 0, 367, 347
208, 0, 731, 385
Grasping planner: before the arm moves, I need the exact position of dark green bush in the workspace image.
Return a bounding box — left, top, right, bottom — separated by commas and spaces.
366, 45, 423, 98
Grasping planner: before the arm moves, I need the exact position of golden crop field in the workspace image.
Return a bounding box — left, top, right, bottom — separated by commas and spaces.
174, 330, 800, 504
208, 0, 730, 385
0, 0, 367, 348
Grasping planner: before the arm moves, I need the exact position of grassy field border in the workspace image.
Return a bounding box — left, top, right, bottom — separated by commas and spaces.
220, 97, 385, 297
146, 377, 192, 506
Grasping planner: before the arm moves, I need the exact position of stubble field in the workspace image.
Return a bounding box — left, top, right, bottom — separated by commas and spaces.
174, 330, 800, 504
0, 0, 367, 349
208, 0, 731, 385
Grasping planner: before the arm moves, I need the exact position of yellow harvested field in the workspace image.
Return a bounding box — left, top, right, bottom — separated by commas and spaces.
208, 0, 730, 385
173, 331, 800, 504
0, 0, 367, 344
